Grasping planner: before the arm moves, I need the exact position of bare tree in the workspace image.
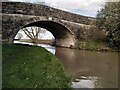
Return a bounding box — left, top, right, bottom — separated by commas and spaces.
22, 27, 42, 43
15, 33, 23, 40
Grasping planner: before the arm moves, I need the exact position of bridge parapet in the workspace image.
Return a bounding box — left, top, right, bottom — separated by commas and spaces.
2, 2, 94, 25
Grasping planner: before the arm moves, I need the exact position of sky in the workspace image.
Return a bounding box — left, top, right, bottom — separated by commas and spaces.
5, 0, 109, 17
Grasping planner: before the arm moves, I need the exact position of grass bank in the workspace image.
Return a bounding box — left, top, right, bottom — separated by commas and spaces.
2, 44, 71, 88
76, 40, 116, 52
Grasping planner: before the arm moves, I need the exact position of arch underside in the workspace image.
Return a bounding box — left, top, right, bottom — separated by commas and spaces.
19, 21, 76, 47
24, 21, 73, 39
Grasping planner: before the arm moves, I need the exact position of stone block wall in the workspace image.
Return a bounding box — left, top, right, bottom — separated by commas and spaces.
2, 2, 94, 25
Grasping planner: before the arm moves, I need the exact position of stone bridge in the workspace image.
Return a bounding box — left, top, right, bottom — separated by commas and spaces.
1, 2, 97, 47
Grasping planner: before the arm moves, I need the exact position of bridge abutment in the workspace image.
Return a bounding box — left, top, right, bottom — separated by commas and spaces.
55, 37, 76, 48
2, 37, 76, 48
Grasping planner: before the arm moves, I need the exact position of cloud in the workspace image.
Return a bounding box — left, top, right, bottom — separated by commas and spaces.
47, 0, 105, 11
45, 0, 106, 17
107, 0, 120, 2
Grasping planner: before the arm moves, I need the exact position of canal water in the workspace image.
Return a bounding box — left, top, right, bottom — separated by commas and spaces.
55, 47, 118, 88
14, 41, 118, 88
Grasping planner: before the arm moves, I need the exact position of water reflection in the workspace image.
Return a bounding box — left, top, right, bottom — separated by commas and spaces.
55, 47, 118, 88
13, 41, 118, 88
14, 41, 56, 54
72, 79, 94, 88
37, 44, 56, 54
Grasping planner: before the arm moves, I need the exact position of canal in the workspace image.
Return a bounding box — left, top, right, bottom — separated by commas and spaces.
14, 41, 118, 88
55, 47, 118, 88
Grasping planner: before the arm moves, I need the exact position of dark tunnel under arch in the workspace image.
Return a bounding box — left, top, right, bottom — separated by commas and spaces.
22, 20, 74, 39
13, 20, 76, 47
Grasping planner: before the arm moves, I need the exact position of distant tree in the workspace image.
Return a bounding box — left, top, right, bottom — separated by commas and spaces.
22, 27, 42, 43
16, 33, 23, 40
96, 2, 120, 49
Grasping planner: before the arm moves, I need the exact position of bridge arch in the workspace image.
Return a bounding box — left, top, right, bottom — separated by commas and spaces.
11, 18, 76, 47
23, 20, 74, 39
2, 2, 96, 48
